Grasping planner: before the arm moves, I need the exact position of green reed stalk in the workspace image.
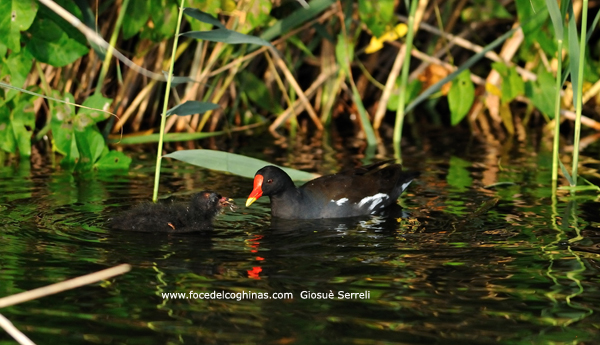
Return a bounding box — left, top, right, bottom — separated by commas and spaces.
551, 41, 563, 183
95, 0, 130, 94
153, 0, 186, 202
393, 0, 418, 159
570, 0, 589, 187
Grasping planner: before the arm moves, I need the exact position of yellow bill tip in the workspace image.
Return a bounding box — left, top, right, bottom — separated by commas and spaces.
245, 197, 257, 207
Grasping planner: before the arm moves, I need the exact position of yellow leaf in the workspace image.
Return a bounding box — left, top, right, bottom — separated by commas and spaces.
365, 38, 384, 54
486, 83, 502, 97
365, 23, 408, 54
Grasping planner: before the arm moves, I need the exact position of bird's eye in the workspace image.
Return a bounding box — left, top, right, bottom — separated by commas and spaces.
267, 179, 273, 184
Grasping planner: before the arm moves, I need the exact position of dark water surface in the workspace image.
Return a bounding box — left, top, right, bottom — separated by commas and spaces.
2, 137, 600, 345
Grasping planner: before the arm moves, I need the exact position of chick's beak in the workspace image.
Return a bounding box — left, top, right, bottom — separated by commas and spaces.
246, 174, 264, 207
219, 196, 237, 211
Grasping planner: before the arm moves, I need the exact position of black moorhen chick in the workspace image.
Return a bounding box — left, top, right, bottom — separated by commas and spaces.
109, 191, 234, 232
245, 161, 417, 219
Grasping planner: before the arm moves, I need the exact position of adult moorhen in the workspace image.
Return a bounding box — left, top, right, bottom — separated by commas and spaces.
245, 161, 417, 219
109, 191, 235, 232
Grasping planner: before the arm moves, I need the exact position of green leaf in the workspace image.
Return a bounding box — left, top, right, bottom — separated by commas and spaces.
492, 62, 524, 103
25, 18, 89, 67
238, 71, 283, 113
515, 0, 548, 47
546, 0, 564, 38
74, 126, 105, 171
94, 150, 132, 171
11, 94, 35, 156
0, 0, 39, 52
140, 0, 178, 41
184, 1, 222, 32
358, 0, 395, 37
448, 69, 475, 125
525, 67, 556, 118
164, 149, 319, 181
50, 91, 76, 156
567, 2, 579, 108
180, 28, 273, 47
166, 101, 220, 116
559, 159, 574, 186
75, 94, 113, 129
335, 34, 353, 75
0, 107, 15, 153
183, 8, 224, 29
4, 49, 34, 102
122, 0, 150, 39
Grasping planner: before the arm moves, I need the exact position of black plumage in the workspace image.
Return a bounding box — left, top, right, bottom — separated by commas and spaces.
109, 191, 234, 232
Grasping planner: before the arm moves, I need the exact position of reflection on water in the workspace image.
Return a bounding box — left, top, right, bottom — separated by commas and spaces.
1, 139, 600, 344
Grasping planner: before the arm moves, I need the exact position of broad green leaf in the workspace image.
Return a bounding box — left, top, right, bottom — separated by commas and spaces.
75, 94, 113, 128
0, 0, 38, 52
26, 18, 89, 67
491, 61, 508, 75
122, 0, 150, 39
525, 68, 555, 117
4, 49, 34, 102
166, 101, 220, 116
183, 8, 224, 29
164, 149, 319, 181
11, 94, 35, 156
515, 0, 548, 47
50, 91, 76, 156
94, 150, 132, 171
181, 29, 273, 47
238, 71, 283, 113
492, 62, 524, 103
145, 0, 178, 41
448, 69, 475, 125
358, 0, 394, 37
0, 107, 15, 153
74, 126, 104, 171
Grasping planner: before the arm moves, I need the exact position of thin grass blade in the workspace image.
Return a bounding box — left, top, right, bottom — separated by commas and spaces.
181, 29, 273, 47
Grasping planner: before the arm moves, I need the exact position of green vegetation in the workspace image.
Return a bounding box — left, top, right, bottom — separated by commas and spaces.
0, 0, 598, 192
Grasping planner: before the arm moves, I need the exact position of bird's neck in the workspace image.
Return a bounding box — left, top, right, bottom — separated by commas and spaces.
269, 187, 302, 218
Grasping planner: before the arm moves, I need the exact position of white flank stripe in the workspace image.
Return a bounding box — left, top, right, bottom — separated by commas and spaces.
333, 198, 348, 206
358, 193, 388, 211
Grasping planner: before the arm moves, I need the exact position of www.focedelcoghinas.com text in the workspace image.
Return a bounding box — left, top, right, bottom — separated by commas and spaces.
161, 290, 370, 301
